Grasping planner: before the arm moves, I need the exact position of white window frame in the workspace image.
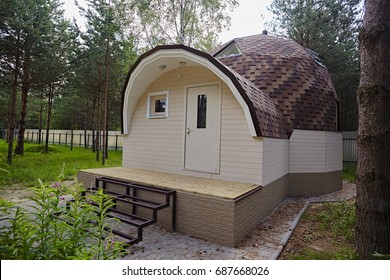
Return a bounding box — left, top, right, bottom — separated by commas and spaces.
147, 91, 169, 119
215, 42, 242, 58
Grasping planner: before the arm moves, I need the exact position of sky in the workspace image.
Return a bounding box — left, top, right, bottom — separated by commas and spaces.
218, 0, 274, 42
63, 0, 274, 43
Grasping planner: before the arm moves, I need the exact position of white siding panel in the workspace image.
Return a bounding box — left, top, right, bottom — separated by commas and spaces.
289, 130, 342, 173
123, 67, 264, 184
325, 132, 343, 171
122, 67, 189, 172
262, 138, 289, 185
218, 84, 263, 184
289, 130, 326, 173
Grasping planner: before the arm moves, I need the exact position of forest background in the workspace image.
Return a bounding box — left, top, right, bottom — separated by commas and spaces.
3, 0, 390, 261
0, 0, 362, 163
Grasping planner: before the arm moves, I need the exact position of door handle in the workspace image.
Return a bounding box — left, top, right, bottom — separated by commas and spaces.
187, 127, 193, 135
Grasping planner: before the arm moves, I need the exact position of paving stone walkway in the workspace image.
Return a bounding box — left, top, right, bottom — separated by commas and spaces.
4, 180, 356, 260
122, 181, 356, 260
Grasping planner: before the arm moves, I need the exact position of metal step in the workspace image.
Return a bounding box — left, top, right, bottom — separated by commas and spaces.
90, 187, 168, 210
81, 176, 177, 246
106, 210, 155, 228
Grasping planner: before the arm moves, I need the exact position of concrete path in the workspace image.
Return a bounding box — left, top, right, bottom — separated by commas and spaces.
122, 181, 356, 260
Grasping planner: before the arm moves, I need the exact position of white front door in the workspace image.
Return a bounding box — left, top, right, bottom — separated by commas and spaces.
184, 84, 221, 173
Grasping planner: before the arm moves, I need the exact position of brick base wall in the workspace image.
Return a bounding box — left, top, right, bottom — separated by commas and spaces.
78, 170, 342, 245
233, 174, 289, 244
77, 171, 289, 246
288, 170, 342, 196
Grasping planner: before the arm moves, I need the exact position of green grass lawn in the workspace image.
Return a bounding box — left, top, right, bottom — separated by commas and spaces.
343, 162, 357, 182
0, 140, 122, 188
1, 138, 357, 188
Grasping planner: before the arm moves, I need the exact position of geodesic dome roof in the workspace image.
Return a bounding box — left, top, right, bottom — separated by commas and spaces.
211, 34, 339, 135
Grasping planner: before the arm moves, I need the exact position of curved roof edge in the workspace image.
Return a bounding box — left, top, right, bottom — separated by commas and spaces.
121, 45, 287, 138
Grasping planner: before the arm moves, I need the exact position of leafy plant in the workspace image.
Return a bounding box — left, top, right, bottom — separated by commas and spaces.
84, 188, 124, 260
0, 180, 125, 260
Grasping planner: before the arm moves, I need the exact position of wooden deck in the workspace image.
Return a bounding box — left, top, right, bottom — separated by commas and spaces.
78, 167, 260, 200
77, 167, 286, 246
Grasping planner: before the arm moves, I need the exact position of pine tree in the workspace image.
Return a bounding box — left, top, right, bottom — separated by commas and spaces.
355, 0, 390, 259
77, 0, 138, 162
268, 0, 362, 130
0, 0, 71, 160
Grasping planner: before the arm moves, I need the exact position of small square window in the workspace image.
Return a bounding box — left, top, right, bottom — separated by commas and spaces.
215, 42, 242, 58
147, 91, 169, 118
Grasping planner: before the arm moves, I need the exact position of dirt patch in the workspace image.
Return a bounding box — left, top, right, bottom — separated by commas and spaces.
0, 185, 33, 203
278, 201, 354, 259
237, 197, 307, 250
0, 180, 76, 204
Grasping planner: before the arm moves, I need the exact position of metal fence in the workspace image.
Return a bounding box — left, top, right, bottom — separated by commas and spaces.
342, 131, 357, 164
23, 129, 123, 151
2, 129, 358, 161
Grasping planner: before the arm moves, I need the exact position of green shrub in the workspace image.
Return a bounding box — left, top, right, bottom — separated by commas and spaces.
0, 180, 125, 260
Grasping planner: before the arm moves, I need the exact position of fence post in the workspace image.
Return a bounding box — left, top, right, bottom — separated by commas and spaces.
70, 131, 73, 150
18, 129, 123, 150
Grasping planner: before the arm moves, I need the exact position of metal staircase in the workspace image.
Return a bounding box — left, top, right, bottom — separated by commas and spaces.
84, 177, 176, 246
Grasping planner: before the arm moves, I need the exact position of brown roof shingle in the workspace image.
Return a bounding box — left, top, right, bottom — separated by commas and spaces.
212, 34, 339, 136
226, 68, 288, 138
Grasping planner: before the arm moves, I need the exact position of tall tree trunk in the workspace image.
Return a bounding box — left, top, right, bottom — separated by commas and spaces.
355, 0, 390, 259
70, 98, 74, 151
15, 51, 31, 155
38, 93, 44, 144
7, 32, 21, 164
92, 92, 96, 153
84, 106, 88, 149
44, 83, 54, 153
102, 39, 110, 165
102, 0, 112, 164
96, 66, 102, 162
